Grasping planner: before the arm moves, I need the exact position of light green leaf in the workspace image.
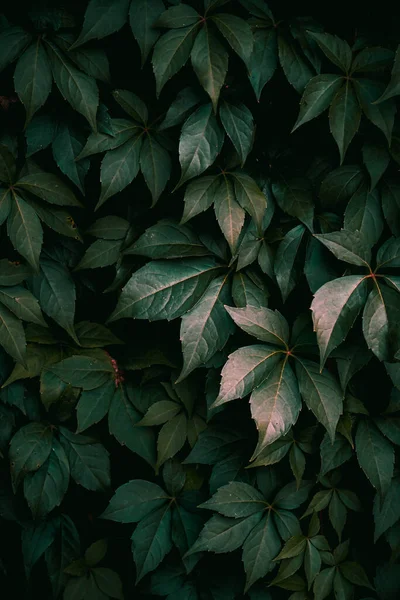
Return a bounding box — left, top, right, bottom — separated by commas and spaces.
250, 360, 301, 454
108, 257, 222, 322
98, 132, 143, 208
311, 275, 367, 368
242, 512, 281, 591
70, 0, 130, 48
101, 479, 168, 523
14, 39, 52, 125
355, 418, 394, 496
211, 13, 253, 65
157, 412, 187, 469
214, 344, 281, 408
46, 40, 99, 131
177, 103, 224, 187
9, 422, 53, 490
16, 172, 82, 207
59, 427, 110, 491
295, 358, 343, 442
224, 305, 289, 347
7, 193, 43, 271
220, 101, 254, 165
140, 134, 171, 205
293, 74, 344, 130
307, 31, 352, 73
178, 275, 234, 381
23, 439, 69, 518
136, 400, 181, 426
314, 230, 371, 267
131, 504, 173, 582
191, 24, 228, 111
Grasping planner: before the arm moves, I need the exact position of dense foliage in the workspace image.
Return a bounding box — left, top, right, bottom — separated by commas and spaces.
0, 0, 400, 598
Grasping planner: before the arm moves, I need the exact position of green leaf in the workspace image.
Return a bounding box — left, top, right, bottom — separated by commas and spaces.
275, 535, 307, 560
0, 26, 32, 72
0, 260, 31, 287
45, 515, 80, 599
191, 24, 228, 111
320, 432, 352, 476
305, 540, 322, 589
108, 257, 222, 322
313, 566, 335, 600
109, 384, 156, 467
339, 561, 373, 590
0, 144, 16, 184
307, 31, 352, 73
184, 425, 244, 465
70, 0, 130, 48
14, 39, 52, 125
224, 305, 289, 347
319, 165, 363, 209
376, 237, 400, 269
231, 173, 266, 235
242, 511, 281, 591
329, 81, 361, 163
0, 285, 46, 326
101, 479, 168, 523
76, 380, 114, 432
354, 78, 395, 144
362, 283, 396, 361
272, 178, 314, 231
140, 134, 172, 205
311, 275, 367, 368
250, 360, 301, 454
126, 220, 209, 259
7, 193, 43, 271
159, 86, 202, 130
381, 178, 400, 237
75, 239, 122, 270
129, 0, 165, 66
75, 321, 122, 348
355, 418, 394, 496
98, 133, 143, 209
0, 303, 27, 365
76, 118, 139, 160
219, 101, 254, 166
211, 13, 253, 65
156, 5, 200, 28
199, 481, 266, 517
181, 175, 219, 223
136, 400, 181, 426
213, 175, 245, 253
248, 28, 277, 101
16, 172, 82, 207
274, 225, 306, 302
232, 271, 269, 308
22, 519, 58, 579
293, 74, 344, 130
351, 46, 394, 73
373, 476, 400, 541
46, 40, 99, 131
152, 25, 199, 97
0, 187, 11, 225
23, 439, 69, 518
178, 275, 235, 381
87, 215, 129, 240
187, 512, 262, 554
47, 355, 113, 390
278, 35, 314, 94
92, 568, 123, 599
131, 504, 173, 582
9, 422, 53, 491
374, 44, 400, 103
214, 344, 282, 408
177, 103, 224, 187
30, 258, 77, 343
69, 46, 111, 84
313, 230, 371, 267
362, 141, 390, 191
52, 123, 90, 194
157, 412, 187, 469
295, 358, 343, 442
344, 183, 383, 247
59, 427, 110, 491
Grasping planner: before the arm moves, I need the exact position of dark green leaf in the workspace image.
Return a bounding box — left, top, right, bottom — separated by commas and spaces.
355, 419, 394, 496
307, 31, 352, 73
59, 427, 110, 491
329, 81, 361, 163
70, 0, 130, 48
129, 0, 165, 66
131, 504, 173, 582
14, 39, 52, 125
219, 102, 254, 166
293, 75, 344, 130
10, 422, 53, 490
7, 193, 43, 271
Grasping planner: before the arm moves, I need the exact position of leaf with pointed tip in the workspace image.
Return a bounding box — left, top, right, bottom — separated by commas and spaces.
231, 173, 266, 234
220, 101, 254, 166
51, 124, 89, 194
156, 5, 200, 28
214, 176, 245, 253
344, 183, 383, 247
159, 86, 203, 130
278, 35, 314, 94
75, 239, 122, 270
7, 193, 43, 271
101, 479, 169, 523
251, 360, 301, 454
98, 133, 143, 209
191, 25, 228, 112
376, 237, 400, 270
319, 165, 364, 209
129, 0, 165, 66
0, 187, 11, 225
362, 141, 390, 191
274, 225, 306, 302
108, 257, 222, 322
76, 119, 139, 160
272, 178, 314, 231
16, 172, 82, 207
199, 481, 266, 518
70, 0, 130, 49
248, 28, 277, 101
214, 344, 282, 408
178, 275, 234, 381
14, 39, 52, 126
314, 230, 371, 267
374, 44, 400, 103
181, 175, 219, 224
184, 425, 244, 465
293, 74, 344, 131
329, 81, 361, 163
30, 258, 77, 342
0, 146, 16, 185
45, 515, 80, 598
9, 422, 53, 491
381, 178, 400, 237
355, 419, 394, 496
59, 428, 110, 491
0, 26, 32, 72
140, 134, 171, 205
76, 380, 114, 432
320, 432, 352, 476
354, 78, 395, 144
156, 412, 187, 469
131, 504, 173, 582
152, 25, 199, 97
0, 303, 26, 365
373, 476, 400, 541
295, 357, 343, 442
23, 439, 69, 518
177, 103, 224, 187
307, 31, 352, 73
46, 40, 98, 131
224, 305, 289, 347
211, 13, 253, 65
311, 276, 367, 368
47, 355, 113, 390
87, 216, 129, 241
231, 271, 269, 308
242, 511, 281, 591
187, 512, 262, 555
0, 285, 46, 326
126, 221, 209, 260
